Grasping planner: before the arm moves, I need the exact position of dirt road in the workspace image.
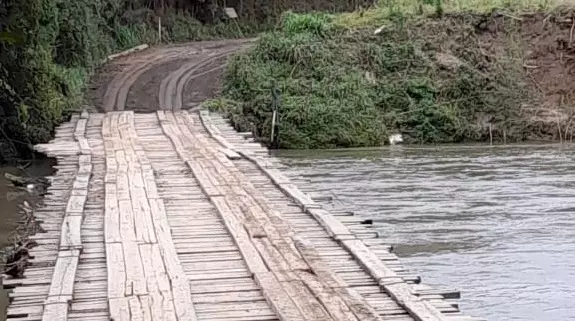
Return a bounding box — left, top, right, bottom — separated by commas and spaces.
86, 39, 254, 112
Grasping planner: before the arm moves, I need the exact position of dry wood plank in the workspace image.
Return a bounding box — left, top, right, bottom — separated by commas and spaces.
254, 272, 306, 321
46, 250, 80, 299
341, 240, 400, 283
128, 296, 145, 321
104, 193, 121, 243
118, 199, 137, 242
122, 240, 147, 296
41, 302, 69, 321
209, 196, 267, 273
106, 243, 126, 299
279, 278, 333, 321
307, 208, 356, 240
66, 195, 87, 214
148, 198, 198, 321
74, 118, 87, 139
60, 215, 83, 250
342, 240, 444, 321
131, 189, 157, 244
295, 271, 359, 321
109, 297, 130, 321
292, 236, 347, 289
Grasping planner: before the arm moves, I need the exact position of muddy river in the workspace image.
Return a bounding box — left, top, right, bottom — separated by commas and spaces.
276, 144, 575, 321
0, 160, 54, 321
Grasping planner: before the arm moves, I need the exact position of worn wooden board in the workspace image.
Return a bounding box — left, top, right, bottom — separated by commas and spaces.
59, 216, 83, 250
254, 272, 306, 321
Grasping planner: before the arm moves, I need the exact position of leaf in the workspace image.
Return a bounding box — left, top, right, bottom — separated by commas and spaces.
0, 31, 24, 44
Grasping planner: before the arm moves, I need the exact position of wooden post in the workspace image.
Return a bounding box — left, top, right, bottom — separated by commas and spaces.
270, 81, 281, 148
489, 123, 493, 146
158, 17, 162, 43
270, 110, 277, 144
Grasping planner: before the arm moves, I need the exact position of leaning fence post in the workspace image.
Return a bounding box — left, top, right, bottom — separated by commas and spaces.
158, 17, 162, 43
270, 80, 281, 148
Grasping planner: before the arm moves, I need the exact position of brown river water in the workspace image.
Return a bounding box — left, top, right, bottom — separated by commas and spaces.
0, 159, 54, 321
1, 146, 574, 320
275, 144, 575, 321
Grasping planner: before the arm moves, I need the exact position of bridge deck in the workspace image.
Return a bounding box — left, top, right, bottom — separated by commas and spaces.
4, 109, 476, 321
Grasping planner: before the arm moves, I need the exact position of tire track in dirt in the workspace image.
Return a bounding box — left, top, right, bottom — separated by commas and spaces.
159, 48, 242, 110
103, 48, 198, 111
92, 39, 254, 112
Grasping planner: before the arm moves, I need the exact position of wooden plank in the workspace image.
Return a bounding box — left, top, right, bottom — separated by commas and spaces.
280, 278, 333, 321
78, 137, 91, 154
342, 240, 444, 321
210, 196, 267, 273
46, 250, 79, 298
138, 296, 154, 321
292, 236, 347, 289
334, 286, 383, 321
131, 190, 157, 244
307, 208, 355, 240
123, 241, 147, 296
74, 118, 87, 139
254, 272, 306, 321
105, 193, 122, 243
65, 195, 87, 214
341, 240, 399, 282
142, 170, 159, 199
148, 198, 198, 321
128, 296, 145, 321
39, 114, 91, 321
106, 243, 126, 299
118, 199, 137, 242
295, 271, 359, 321
41, 302, 69, 321
109, 297, 130, 321
59, 215, 82, 250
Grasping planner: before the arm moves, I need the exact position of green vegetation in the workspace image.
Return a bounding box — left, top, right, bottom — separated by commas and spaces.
0, 0, 259, 161
211, 1, 574, 148
0, 0, 376, 162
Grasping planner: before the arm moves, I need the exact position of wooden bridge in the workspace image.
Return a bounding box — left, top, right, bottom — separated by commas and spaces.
2, 41, 479, 321
3, 109, 477, 321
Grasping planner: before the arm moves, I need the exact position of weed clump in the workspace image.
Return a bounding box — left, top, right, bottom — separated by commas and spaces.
214, 10, 534, 148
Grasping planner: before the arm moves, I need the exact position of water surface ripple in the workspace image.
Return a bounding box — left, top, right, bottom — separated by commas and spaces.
277, 145, 575, 321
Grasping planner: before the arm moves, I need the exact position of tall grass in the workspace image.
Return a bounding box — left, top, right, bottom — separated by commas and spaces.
336, 0, 570, 28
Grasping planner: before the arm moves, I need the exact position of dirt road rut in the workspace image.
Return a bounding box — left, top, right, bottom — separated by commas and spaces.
87, 39, 254, 112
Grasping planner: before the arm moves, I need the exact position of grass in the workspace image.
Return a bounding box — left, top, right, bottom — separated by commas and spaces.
336, 0, 571, 28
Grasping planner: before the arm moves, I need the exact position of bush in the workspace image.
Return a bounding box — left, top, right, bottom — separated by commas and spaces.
215, 11, 533, 148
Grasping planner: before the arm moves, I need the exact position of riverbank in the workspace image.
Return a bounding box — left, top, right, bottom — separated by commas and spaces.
209, 2, 575, 148
0, 0, 378, 163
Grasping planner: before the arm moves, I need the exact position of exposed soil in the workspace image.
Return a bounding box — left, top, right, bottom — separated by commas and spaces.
85, 38, 254, 112
472, 9, 575, 139
521, 11, 575, 118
